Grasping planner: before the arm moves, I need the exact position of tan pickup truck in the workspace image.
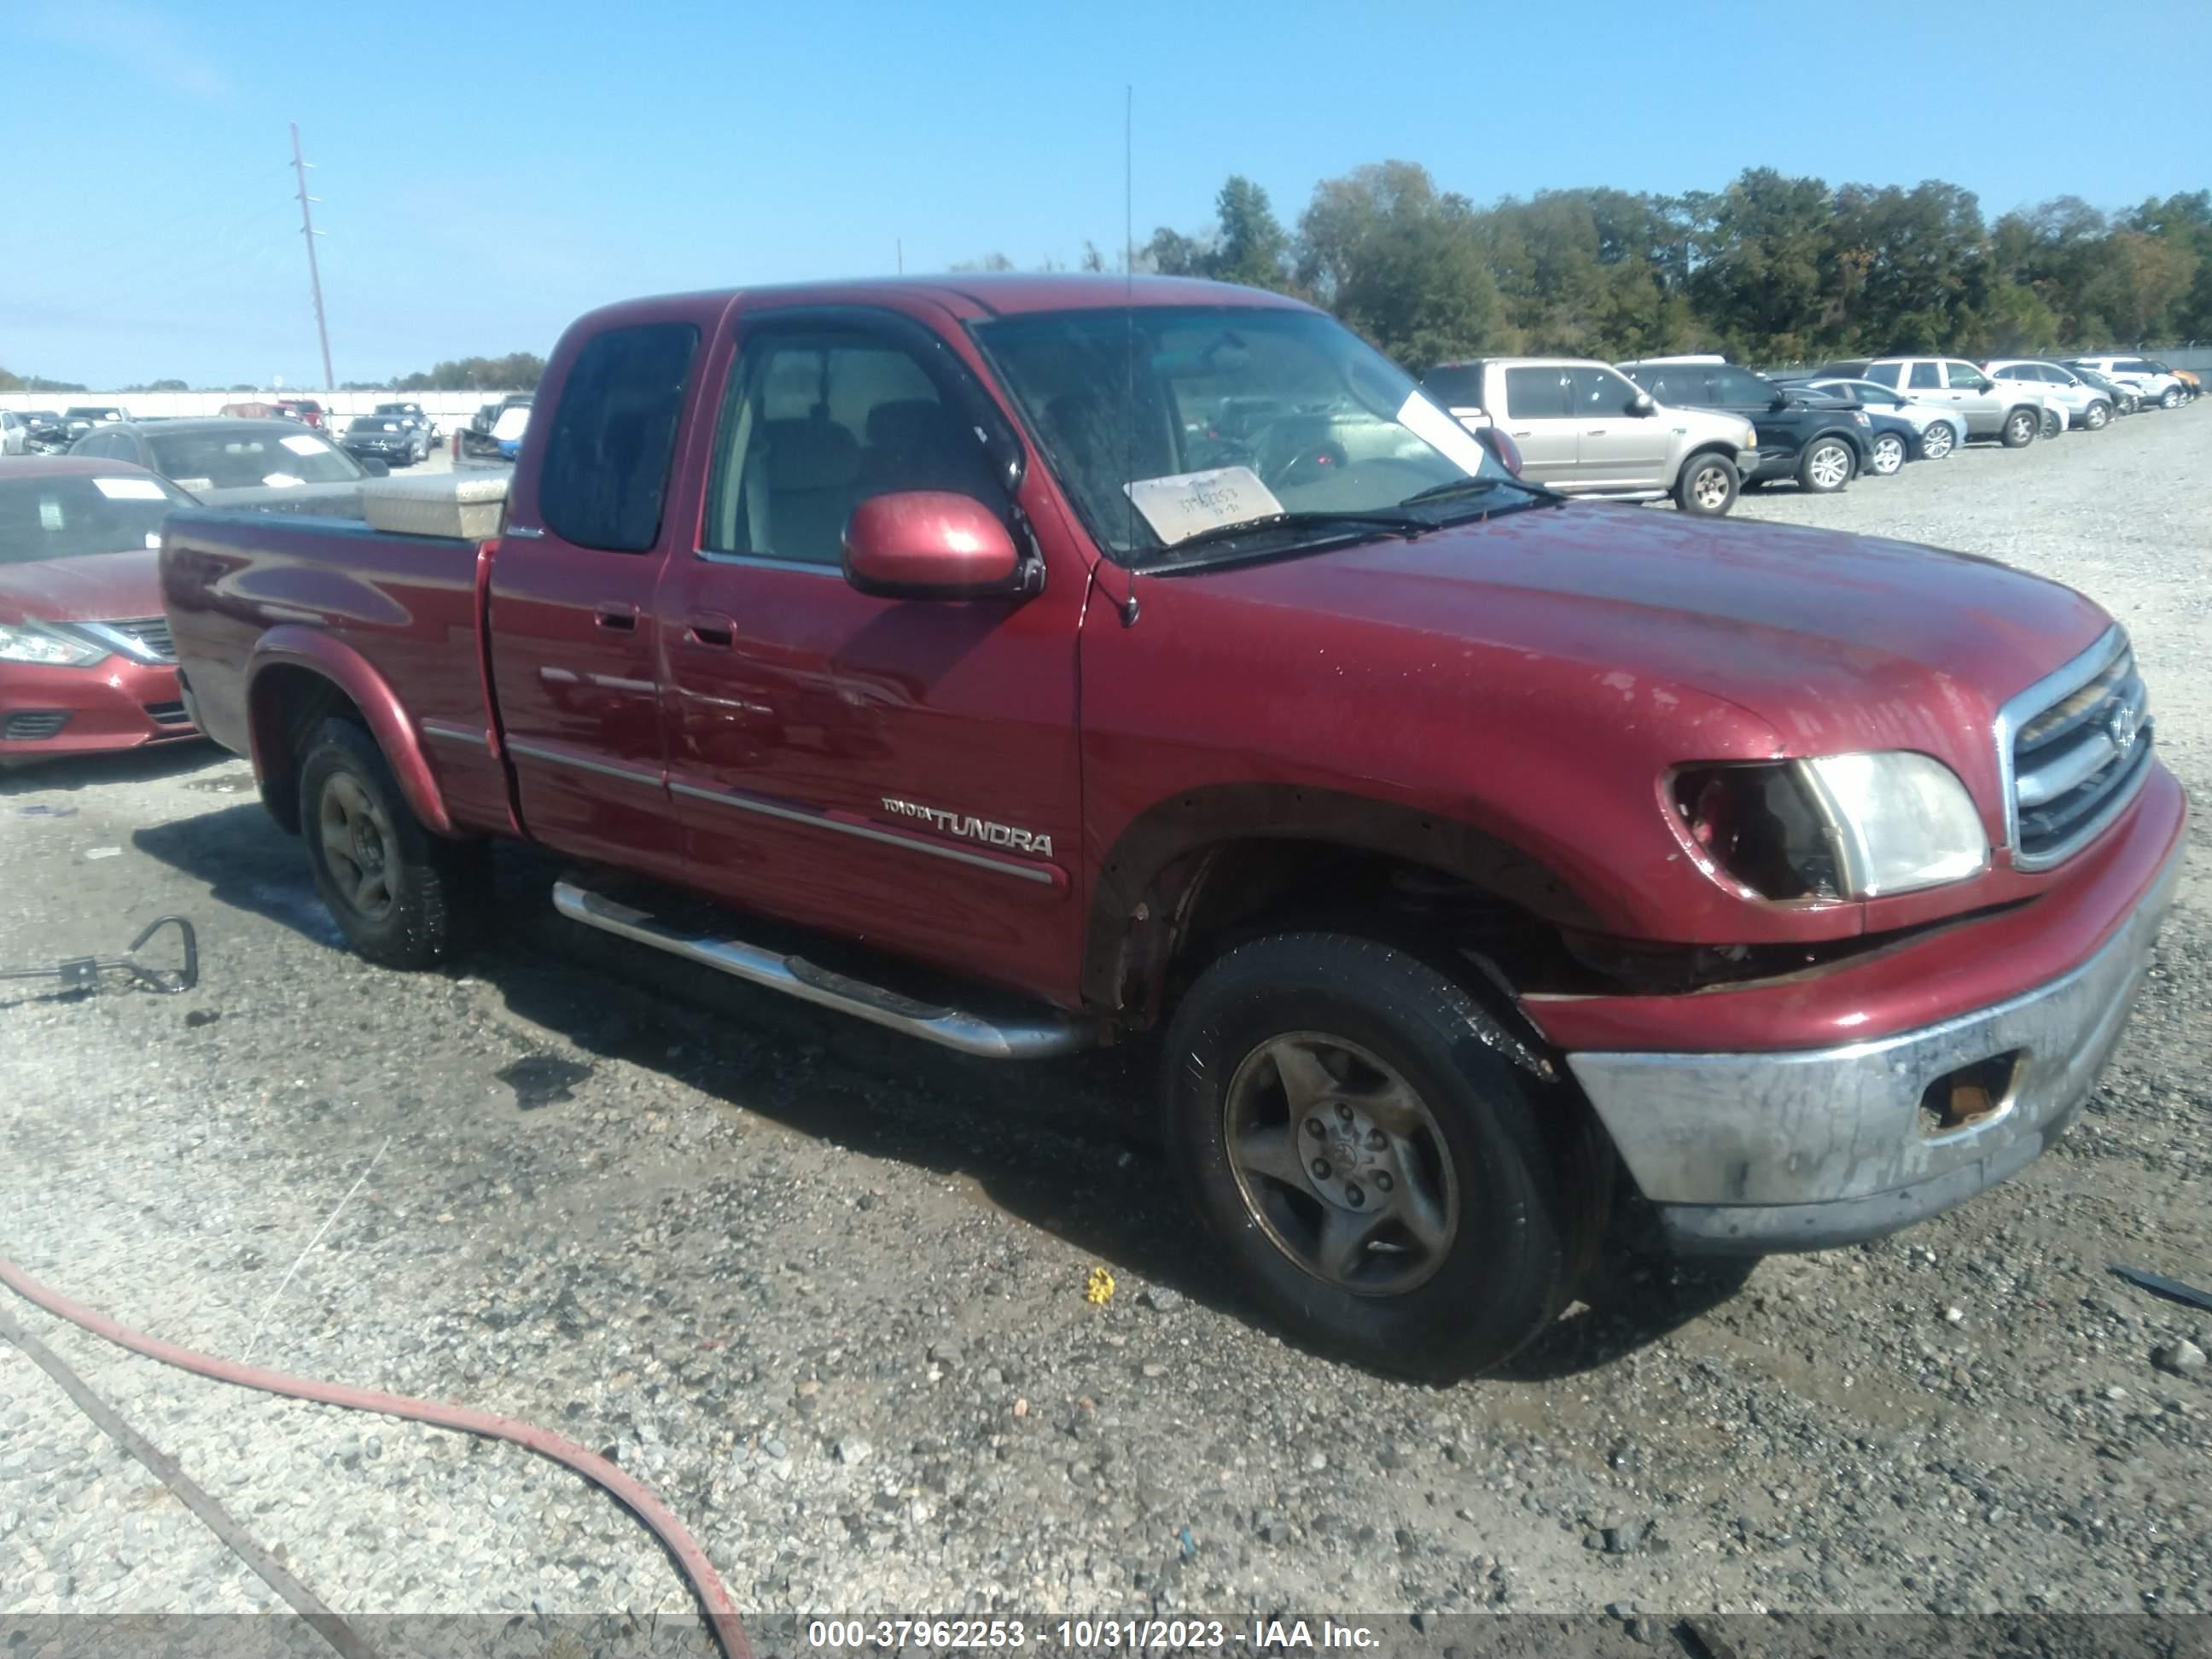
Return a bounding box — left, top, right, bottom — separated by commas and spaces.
1423, 357, 1758, 516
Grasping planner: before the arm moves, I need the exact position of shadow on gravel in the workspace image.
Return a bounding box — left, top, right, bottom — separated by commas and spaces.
131, 801, 349, 949
1496, 1251, 1761, 1382
0, 740, 220, 795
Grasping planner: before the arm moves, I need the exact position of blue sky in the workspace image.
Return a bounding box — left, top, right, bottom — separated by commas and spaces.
5, 0, 2209, 388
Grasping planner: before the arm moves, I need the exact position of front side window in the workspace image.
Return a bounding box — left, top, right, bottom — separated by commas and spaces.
703, 327, 1005, 566
1569, 365, 1643, 416
1634, 366, 1708, 406
1943, 361, 1988, 388
538, 321, 698, 553
977, 306, 1515, 564
1708, 367, 1775, 406
148, 428, 361, 489
1422, 364, 1486, 408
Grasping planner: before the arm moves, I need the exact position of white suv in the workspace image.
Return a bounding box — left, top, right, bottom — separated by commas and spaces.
2067, 355, 2190, 410
1985, 359, 2115, 430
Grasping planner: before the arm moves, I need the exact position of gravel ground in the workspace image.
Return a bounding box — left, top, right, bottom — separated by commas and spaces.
1, 405, 2209, 1630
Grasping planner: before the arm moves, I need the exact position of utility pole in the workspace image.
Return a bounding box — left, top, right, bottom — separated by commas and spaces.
290, 122, 335, 391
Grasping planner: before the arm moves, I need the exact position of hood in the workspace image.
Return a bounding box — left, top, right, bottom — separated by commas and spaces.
1187, 503, 2109, 759
0, 548, 162, 624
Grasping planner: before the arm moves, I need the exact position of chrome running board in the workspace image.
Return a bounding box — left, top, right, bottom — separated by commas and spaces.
551, 879, 1097, 1060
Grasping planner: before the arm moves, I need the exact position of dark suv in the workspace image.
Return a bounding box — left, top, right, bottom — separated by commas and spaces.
1618, 358, 1872, 493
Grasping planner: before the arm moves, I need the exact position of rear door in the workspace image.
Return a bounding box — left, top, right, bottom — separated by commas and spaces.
654, 301, 1087, 997
1568, 365, 1668, 487
1495, 366, 1578, 484
486, 317, 703, 882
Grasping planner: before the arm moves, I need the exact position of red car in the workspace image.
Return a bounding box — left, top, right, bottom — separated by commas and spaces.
1, 457, 201, 762
160, 277, 2185, 1375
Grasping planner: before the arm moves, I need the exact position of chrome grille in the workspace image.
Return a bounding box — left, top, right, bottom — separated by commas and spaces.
111, 615, 176, 662
1999, 626, 2153, 870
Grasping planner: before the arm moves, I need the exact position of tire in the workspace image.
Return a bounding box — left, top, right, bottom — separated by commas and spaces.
2001, 407, 2040, 448
2161, 385, 2185, 410
2040, 407, 2064, 439
2082, 399, 2111, 431
1161, 932, 1592, 1378
296, 717, 487, 969
1918, 420, 1957, 460
1673, 451, 1738, 516
1869, 433, 1906, 475
1797, 436, 1854, 492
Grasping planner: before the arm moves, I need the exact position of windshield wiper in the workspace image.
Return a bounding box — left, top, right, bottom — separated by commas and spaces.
1398, 474, 1560, 510
1139, 508, 1433, 565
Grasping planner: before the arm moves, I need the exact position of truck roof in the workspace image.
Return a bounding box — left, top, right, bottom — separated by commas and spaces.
568, 273, 1312, 333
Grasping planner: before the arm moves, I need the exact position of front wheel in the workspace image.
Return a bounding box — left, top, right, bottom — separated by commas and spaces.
2082, 399, 2111, 430
2162, 385, 2186, 410
1869, 433, 1906, 475
2001, 408, 2040, 447
1163, 934, 1592, 1377
2041, 407, 2064, 439
1918, 420, 1957, 459
1798, 437, 1854, 492
1674, 452, 1739, 516
297, 718, 488, 969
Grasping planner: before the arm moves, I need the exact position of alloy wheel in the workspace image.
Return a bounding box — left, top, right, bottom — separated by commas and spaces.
1807, 442, 1851, 491
1922, 422, 1955, 459
1871, 435, 1905, 474
1223, 1032, 1460, 1296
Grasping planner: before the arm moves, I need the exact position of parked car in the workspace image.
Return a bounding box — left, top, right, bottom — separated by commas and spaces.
1617, 359, 1871, 493
218, 399, 292, 421
158, 275, 2186, 1377
275, 398, 328, 429
462, 394, 533, 458
0, 411, 29, 457
341, 413, 431, 467
373, 401, 444, 445
2056, 363, 2141, 416
60, 405, 131, 443
2064, 355, 2189, 410
1, 456, 200, 763
71, 418, 385, 514
1423, 358, 1756, 515
490, 403, 531, 462
1779, 376, 1966, 458
1856, 407, 1923, 475
1985, 359, 2114, 431
1839, 359, 2046, 446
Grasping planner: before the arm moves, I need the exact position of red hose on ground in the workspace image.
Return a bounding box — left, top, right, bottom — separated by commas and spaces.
0, 1253, 751, 1659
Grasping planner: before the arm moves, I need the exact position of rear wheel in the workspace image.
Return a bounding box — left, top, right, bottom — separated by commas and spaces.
1798, 437, 1854, 492
2041, 407, 2064, 439
1918, 421, 1956, 459
1163, 933, 1592, 1378
2001, 407, 2040, 447
297, 718, 487, 969
1673, 452, 1738, 516
2082, 399, 2111, 430
1869, 433, 1906, 475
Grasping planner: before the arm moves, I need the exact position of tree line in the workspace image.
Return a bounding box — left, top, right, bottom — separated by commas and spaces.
1115, 164, 2212, 370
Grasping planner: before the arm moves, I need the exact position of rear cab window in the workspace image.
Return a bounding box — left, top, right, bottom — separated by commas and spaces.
538, 321, 701, 553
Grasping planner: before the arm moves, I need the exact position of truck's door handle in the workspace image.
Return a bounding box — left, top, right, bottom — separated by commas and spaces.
594, 603, 637, 632
1511, 429, 1533, 437
684, 613, 736, 649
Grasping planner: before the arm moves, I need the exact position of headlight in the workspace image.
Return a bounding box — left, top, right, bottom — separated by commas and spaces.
1673, 752, 1988, 900
1743, 426, 1758, 447
0, 620, 111, 667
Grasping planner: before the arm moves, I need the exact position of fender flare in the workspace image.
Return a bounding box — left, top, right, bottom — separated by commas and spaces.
1080, 783, 1606, 1010
246, 626, 455, 836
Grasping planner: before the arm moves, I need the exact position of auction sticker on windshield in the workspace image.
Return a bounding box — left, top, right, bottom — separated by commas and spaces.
1123, 466, 1284, 545
280, 434, 326, 456
92, 476, 167, 501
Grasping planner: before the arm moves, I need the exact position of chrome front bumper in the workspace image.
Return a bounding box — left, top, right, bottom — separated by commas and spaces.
1567, 840, 2186, 1254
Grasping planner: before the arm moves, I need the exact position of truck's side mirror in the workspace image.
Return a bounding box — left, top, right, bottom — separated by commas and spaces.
1631, 392, 1656, 416
842, 492, 1027, 601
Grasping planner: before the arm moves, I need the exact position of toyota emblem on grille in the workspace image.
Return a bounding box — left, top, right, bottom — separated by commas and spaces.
2109, 700, 2139, 757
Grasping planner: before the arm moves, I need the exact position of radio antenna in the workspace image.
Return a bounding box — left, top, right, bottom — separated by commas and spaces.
1116, 82, 1141, 627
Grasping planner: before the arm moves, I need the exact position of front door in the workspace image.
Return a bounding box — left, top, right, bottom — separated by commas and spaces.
486, 317, 701, 882
1498, 366, 1579, 485
656, 305, 1086, 998
1568, 365, 1669, 488
1941, 360, 2003, 434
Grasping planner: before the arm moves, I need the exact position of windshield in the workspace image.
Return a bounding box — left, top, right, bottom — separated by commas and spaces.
0, 471, 191, 564
975, 306, 1516, 566
350, 418, 405, 434
148, 427, 363, 490
66, 407, 122, 421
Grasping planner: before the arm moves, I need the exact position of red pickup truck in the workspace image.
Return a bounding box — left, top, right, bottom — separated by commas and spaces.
160, 276, 2186, 1375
